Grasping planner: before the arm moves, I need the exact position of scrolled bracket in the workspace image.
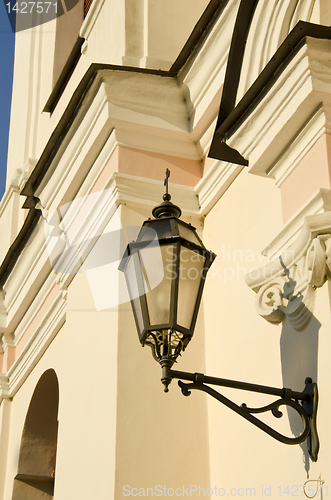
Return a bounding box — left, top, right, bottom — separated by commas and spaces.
177, 377, 319, 461
245, 216, 331, 332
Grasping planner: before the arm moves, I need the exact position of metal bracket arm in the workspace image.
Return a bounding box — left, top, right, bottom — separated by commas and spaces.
165, 368, 319, 462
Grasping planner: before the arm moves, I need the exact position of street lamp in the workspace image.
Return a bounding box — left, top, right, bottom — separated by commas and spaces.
119, 169, 216, 390
119, 170, 319, 462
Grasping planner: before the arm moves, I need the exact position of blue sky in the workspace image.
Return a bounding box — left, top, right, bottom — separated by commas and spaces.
0, 4, 15, 200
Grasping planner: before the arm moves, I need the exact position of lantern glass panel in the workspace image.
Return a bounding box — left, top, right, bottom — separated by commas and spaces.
139, 220, 173, 241
139, 243, 176, 327
125, 252, 145, 336
178, 222, 203, 246
177, 247, 206, 330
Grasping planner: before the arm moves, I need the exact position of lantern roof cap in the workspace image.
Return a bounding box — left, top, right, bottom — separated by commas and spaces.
152, 193, 182, 219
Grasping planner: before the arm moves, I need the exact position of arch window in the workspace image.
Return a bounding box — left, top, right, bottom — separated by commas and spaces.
12, 369, 59, 500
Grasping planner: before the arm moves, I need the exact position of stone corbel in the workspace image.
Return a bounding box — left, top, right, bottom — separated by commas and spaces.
245, 212, 331, 331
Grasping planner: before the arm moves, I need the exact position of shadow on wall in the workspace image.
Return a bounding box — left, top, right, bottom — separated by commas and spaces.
279, 268, 320, 474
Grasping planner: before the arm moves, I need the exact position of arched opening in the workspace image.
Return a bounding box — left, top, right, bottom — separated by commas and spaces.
12, 369, 59, 500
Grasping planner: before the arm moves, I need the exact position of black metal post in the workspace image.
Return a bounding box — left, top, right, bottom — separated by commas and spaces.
169, 369, 310, 401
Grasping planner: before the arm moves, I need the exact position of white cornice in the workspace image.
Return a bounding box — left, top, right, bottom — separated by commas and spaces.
179, 1, 236, 135
0, 158, 37, 267
101, 70, 202, 159
195, 160, 244, 215
1, 159, 36, 217
108, 172, 199, 215
78, 0, 238, 161
261, 189, 331, 260
236, 0, 316, 102
0, 291, 66, 403
266, 106, 326, 187
4, 227, 51, 328
22, 3, 241, 222
80, 0, 106, 39
228, 38, 331, 180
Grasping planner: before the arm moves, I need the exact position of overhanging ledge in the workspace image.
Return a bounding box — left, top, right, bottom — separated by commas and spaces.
208, 22, 331, 165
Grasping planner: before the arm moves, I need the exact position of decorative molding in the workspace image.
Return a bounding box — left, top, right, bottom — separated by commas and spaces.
266, 107, 326, 187
35, 86, 112, 204
0, 291, 7, 331
79, 0, 106, 40
46, 171, 200, 296
229, 37, 331, 179
0, 166, 200, 403
4, 227, 51, 326
195, 159, 244, 215
236, 0, 316, 102
245, 211, 331, 331
0, 334, 6, 353
108, 172, 199, 215
19, 3, 240, 230
1, 291, 66, 403
5, 159, 37, 199
262, 189, 331, 260
100, 71, 200, 159
179, 2, 234, 127
79, 0, 237, 159
12, 279, 60, 346
36, 70, 202, 210
0, 162, 39, 280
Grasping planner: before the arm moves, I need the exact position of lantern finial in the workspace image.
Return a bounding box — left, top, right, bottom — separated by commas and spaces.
152, 169, 182, 219
164, 168, 170, 197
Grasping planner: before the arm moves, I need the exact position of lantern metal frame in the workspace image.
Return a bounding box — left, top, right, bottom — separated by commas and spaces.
121, 218, 215, 343
119, 170, 319, 463
119, 191, 216, 373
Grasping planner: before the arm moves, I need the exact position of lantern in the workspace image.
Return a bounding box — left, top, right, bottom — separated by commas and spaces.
119, 171, 216, 389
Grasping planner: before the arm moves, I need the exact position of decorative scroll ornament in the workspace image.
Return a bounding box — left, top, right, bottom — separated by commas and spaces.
245, 213, 331, 331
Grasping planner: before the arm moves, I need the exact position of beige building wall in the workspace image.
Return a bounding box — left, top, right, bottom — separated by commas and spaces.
2, 1, 331, 499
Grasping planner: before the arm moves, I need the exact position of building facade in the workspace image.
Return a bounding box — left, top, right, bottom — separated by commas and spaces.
1, 0, 331, 498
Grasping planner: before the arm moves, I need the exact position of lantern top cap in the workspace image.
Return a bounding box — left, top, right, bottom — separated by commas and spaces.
152, 169, 182, 219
